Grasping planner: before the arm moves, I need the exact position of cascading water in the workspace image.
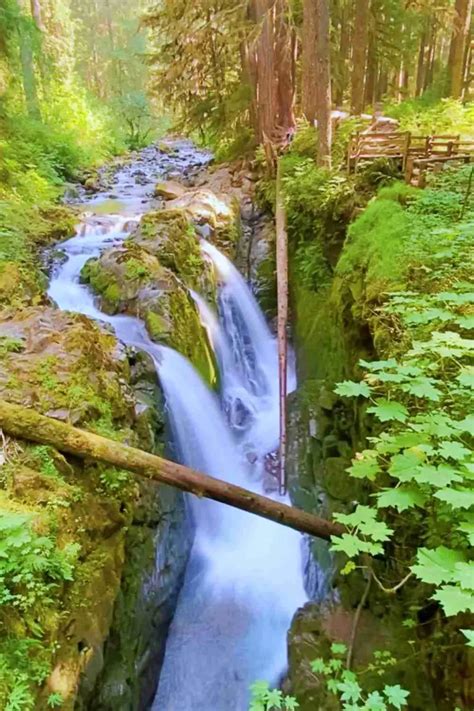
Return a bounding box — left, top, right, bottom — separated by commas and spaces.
47, 140, 307, 711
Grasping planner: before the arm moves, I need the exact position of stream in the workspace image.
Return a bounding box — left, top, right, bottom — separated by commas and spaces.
48, 141, 308, 710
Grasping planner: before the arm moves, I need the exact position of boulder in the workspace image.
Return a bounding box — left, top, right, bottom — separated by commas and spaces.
154, 180, 186, 200
0, 307, 191, 711
128, 209, 216, 302
81, 245, 218, 388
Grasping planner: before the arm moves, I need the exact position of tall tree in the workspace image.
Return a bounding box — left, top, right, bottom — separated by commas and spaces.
351, 0, 370, 114
302, 0, 318, 122
316, 0, 332, 166
448, 0, 473, 98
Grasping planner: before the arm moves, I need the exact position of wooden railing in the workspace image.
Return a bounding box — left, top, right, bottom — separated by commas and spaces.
347, 131, 474, 186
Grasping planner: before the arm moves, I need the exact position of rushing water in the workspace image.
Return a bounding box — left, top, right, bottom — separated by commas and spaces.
48, 141, 307, 710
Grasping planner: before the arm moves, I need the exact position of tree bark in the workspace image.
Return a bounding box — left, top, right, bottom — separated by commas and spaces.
448, 0, 473, 98
18, 18, 41, 120
351, 0, 370, 114
302, 0, 318, 123
29, 0, 45, 31
275, 0, 296, 134
253, 0, 277, 142
275, 160, 288, 495
415, 29, 427, 97
0, 399, 344, 541
316, 0, 332, 167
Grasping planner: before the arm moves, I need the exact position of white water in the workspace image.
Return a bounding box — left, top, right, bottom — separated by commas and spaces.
47, 141, 307, 710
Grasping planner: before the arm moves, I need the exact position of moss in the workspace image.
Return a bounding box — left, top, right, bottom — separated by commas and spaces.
130, 209, 216, 300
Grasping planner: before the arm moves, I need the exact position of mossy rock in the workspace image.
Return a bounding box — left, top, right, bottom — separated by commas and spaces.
129, 209, 216, 302
81, 245, 218, 388
166, 188, 240, 259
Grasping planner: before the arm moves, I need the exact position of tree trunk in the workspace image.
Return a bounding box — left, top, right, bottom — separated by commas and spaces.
316, 0, 332, 166
29, 0, 44, 30
275, 160, 288, 495
0, 400, 344, 541
364, 28, 377, 108
253, 0, 277, 142
18, 17, 41, 120
415, 29, 427, 97
334, 0, 351, 107
302, 0, 318, 123
275, 0, 296, 134
448, 0, 473, 98
351, 0, 370, 114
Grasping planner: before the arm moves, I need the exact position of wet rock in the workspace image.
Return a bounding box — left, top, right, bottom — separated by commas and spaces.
0, 306, 192, 710
129, 209, 216, 302
80, 245, 218, 388
154, 180, 186, 200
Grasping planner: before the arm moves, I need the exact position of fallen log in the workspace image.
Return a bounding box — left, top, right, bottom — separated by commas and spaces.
0, 400, 344, 541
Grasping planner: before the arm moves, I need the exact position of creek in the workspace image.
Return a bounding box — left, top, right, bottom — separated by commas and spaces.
48, 141, 308, 710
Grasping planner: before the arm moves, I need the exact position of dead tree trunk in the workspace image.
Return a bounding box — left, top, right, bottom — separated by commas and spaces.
0, 400, 344, 541
275, 161, 289, 495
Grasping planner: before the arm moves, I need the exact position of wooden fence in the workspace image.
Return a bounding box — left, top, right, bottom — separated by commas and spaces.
347, 131, 474, 186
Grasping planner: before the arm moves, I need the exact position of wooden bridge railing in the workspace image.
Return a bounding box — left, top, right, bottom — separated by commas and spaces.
347, 130, 474, 185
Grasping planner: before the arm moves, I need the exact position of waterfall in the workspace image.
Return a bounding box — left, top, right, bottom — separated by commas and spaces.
47, 141, 307, 711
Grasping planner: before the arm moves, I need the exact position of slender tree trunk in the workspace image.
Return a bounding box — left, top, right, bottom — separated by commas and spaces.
416, 28, 427, 97
302, 0, 318, 123
335, 0, 351, 106
448, 0, 473, 98
316, 0, 332, 166
29, 0, 44, 30
364, 28, 377, 107
17, 17, 41, 120
424, 24, 437, 91
351, 0, 370, 114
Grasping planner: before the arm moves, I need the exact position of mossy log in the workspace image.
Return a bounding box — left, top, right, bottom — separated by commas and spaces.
0, 399, 344, 541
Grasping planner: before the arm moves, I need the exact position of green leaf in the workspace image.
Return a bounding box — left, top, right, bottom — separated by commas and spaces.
461, 629, 474, 647
437, 441, 471, 461
383, 684, 409, 709
432, 585, 474, 616
331, 642, 348, 655
458, 515, 474, 545
359, 358, 397, 371
437, 291, 474, 304
434, 487, 474, 510
414, 464, 463, 488
404, 308, 452, 324
458, 367, 474, 389
330, 533, 367, 558
284, 697, 299, 711
310, 659, 326, 674
411, 547, 466, 586
452, 562, 474, 591
453, 414, 474, 433
402, 377, 442, 401
348, 455, 380, 481
367, 400, 409, 423
335, 381, 372, 398
388, 451, 425, 482
266, 689, 283, 708
364, 690, 387, 711
376, 486, 426, 512
336, 680, 362, 703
